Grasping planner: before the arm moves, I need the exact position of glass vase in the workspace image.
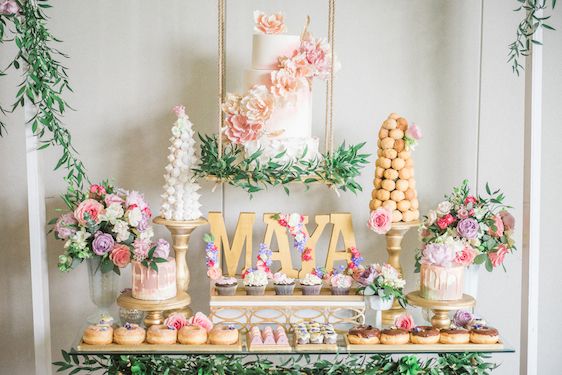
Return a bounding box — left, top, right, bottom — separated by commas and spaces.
87, 257, 119, 324
463, 264, 480, 300
366, 295, 394, 328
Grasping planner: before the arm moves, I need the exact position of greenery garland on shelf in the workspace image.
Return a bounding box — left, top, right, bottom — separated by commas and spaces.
0, 0, 88, 206
193, 134, 370, 195
54, 351, 499, 375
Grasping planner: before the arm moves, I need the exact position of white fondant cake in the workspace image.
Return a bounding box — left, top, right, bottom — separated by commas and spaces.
251, 34, 300, 69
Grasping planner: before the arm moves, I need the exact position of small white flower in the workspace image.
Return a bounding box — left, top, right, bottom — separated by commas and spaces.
70, 228, 91, 249
140, 227, 154, 241
437, 201, 453, 215
99, 203, 124, 225
113, 220, 130, 242
127, 207, 143, 227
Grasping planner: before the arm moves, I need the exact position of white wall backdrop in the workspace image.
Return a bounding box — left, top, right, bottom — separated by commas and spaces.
0, 1, 560, 374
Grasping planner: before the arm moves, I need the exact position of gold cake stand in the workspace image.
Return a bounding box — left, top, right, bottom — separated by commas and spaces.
117, 290, 191, 327
406, 290, 475, 329
381, 220, 419, 326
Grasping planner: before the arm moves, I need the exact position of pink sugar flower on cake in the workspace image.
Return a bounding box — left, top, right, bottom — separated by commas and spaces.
421, 243, 456, 267
164, 312, 189, 330
368, 207, 392, 234
270, 68, 303, 98
253, 10, 286, 34
222, 93, 242, 115
394, 313, 415, 331
300, 35, 340, 79
240, 85, 274, 122
187, 312, 214, 332
74, 199, 105, 225
224, 114, 263, 144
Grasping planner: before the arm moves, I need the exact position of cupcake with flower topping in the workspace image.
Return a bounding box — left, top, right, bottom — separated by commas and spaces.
273, 272, 295, 295
214, 276, 238, 296
330, 273, 353, 295
300, 273, 323, 295
243, 269, 269, 295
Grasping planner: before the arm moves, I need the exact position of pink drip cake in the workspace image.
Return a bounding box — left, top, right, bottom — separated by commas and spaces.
132, 258, 177, 300
420, 264, 464, 301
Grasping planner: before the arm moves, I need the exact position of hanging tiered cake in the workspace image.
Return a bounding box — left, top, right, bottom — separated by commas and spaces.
221, 11, 338, 163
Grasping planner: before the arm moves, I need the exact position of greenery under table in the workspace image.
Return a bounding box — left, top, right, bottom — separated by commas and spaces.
56, 342, 515, 374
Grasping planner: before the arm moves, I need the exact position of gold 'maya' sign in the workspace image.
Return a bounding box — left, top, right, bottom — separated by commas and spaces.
208, 212, 357, 278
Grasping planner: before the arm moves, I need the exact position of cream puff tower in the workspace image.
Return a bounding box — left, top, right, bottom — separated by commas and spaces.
370, 113, 420, 223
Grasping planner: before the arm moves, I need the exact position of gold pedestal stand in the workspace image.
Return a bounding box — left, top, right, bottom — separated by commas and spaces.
381, 220, 419, 326
117, 290, 191, 327
153, 216, 208, 316
406, 290, 475, 329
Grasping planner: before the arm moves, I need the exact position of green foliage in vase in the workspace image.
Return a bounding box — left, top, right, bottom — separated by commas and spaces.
54, 351, 499, 375
0, 0, 89, 194
194, 134, 370, 195
509, 0, 557, 75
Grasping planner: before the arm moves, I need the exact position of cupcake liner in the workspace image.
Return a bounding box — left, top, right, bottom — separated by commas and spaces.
331, 286, 350, 295
245, 285, 267, 296
274, 283, 295, 295
215, 284, 238, 296
301, 284, 322, 295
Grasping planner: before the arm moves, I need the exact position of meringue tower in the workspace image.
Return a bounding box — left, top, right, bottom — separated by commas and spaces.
160, 105, 202, 221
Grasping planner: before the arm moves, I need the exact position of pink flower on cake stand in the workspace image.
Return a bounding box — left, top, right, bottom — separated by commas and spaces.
224, 114, 263, 145
254, 10, 286, 34
367, 208, 392, 234
240, 85, 274, 122
270, 68, 304, 98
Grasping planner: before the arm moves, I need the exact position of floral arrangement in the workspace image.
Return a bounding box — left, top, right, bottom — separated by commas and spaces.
221, 11, 339, 145
353, 263, 407, 308
272, 212, 312, 261
53, 181, 169, 274
416, 180, 516, 272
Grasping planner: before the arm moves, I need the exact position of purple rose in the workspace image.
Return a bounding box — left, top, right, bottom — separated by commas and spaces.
55, 212, 78, 240
457, 218, 479, 239
353, 265, 379, 286
153, 239, 170, 259
92, 231, 115, 255
452, 309, 474, 328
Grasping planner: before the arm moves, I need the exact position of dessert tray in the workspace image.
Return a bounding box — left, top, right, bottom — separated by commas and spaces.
246, 334, 292, 352
76, 336, 243, 353
343, 335, 505, 353
292, 336, 338, 352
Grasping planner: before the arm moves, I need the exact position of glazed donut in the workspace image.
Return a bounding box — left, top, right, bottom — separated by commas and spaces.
209, 324, 239, 345
113, 323, 146, 345
410, 326, 440, 344
146, 324, 177, 345
347, 325, 381, 345
439, 328, 470, 344
381, 328, 410, 345
470, 327, 499, 344
83, 325, 113, 345
178, 325, 208, 345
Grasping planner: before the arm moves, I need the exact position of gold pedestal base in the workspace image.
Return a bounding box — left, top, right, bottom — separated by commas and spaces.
117, 290, 191, 327
381, 221, 419, 326
406, 290, 475, 329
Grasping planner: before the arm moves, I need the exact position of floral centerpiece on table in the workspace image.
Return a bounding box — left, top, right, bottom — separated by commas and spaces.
416, 180, 516, 272
353, 263, 407, 308
53, 181, 169, 274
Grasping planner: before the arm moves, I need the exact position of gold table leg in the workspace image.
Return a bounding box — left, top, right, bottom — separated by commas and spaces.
144, 311, 164, 327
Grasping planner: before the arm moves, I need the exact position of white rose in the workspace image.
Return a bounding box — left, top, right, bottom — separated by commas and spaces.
427, 210, 437, 225
127, 207, 143, 227
100, 203, 124, 225
437, 201, 453, 215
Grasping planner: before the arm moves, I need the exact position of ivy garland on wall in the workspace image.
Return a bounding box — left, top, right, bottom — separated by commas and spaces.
54, 351, 499, 375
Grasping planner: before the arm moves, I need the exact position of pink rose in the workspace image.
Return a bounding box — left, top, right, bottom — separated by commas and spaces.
500, 210, 515, 231
104, 193, 124, 206
407, 123, 422, 140
89, 184, 106, 198
368, 208, 392, 234
74, 199, 105, 225
164, 312, 188, 330
224, 114, 263, 144
172, 105, 186, 117
464, 196, 477, 205
207, 267, 222, 280
488, 215, 504, 237
240, 85, 274, 122
488, 245, 509, 267
457, 207, 469, 219
436, 216, 450, 230
0, 1, 19, 15
394, 314, 415, 331
253, 10, 286, 34
109, 244, 131, 268
187, 312, 214, 332
455, 246, 477, 267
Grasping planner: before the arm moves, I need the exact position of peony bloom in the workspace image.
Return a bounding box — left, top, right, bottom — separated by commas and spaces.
394, 314, 415, 331
300, 35, 339, 79
421, 243, 456, 267
407, 123, 422, 140
125, 190, 148, 211
457, 218, 480, 239
454, 246, 477, 267
109, 244, 131, 268
270, 68, 304, 98
74, 199, 105, 225
207, 267, 222, 280
92, 231, 115, 256
0, 1, 19, 15
153, 238, 170, 259
280, 52, 315, 79
104, 193, 124, 206
253, 10, 286, 34
240, 85, 274, 122
488, 244, 509, 267
172, 105, 186, 117
222, 93, 242, 115
55, 212, 78, 240
164, 312, 189, 330
368, 208, 392, 234
224, 114, 263, 144
488, 214, 504, 238
452, 310, 474, 328
187, 312, 214, 332
500, 210, 515, 231
126, 206, 143, 227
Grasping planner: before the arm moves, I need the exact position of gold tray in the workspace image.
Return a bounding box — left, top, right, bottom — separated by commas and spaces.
344, 335, 505, 352
76, 336, 242, 352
